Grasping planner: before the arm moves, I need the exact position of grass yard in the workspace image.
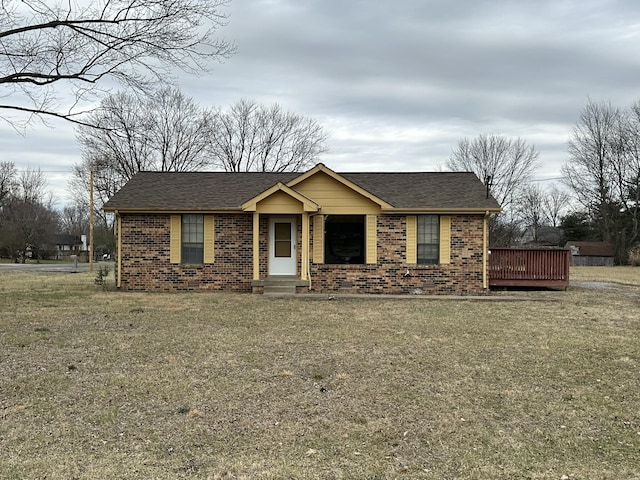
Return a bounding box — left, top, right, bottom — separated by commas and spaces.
1, 269, 639, 479
570, 265, 640, 286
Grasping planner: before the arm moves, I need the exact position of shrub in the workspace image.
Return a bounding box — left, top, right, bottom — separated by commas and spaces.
629, 246, 640, 266
94, 264, 111, 288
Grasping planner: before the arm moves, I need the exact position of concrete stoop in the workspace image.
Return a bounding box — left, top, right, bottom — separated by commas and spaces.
253, 276, 308, 295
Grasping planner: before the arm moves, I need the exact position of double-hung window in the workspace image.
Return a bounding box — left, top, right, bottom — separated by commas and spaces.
181, 214, 204, 264
417, 215, 439, 264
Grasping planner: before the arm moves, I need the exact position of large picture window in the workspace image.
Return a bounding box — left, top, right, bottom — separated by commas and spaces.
324, 215, 365, 264
182, 214, 204, 264
417, 215, 439, 264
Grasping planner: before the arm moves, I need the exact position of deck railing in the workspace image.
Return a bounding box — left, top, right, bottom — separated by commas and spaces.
488, 248, 570, 289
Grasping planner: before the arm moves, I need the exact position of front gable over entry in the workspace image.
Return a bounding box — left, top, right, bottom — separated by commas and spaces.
241, 165, 391, 215
241, 182, 319, 214
287, 164, 392, 213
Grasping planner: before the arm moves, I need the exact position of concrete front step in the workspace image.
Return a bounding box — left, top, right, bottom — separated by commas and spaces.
253, 275, 309, 295
263, 285, 297, 295
263, 275, 299, 284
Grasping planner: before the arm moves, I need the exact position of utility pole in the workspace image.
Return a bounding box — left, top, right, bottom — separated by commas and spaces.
89, 164, 94, 273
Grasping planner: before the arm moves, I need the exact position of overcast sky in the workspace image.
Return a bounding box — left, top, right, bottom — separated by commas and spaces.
4, 0, 640, 207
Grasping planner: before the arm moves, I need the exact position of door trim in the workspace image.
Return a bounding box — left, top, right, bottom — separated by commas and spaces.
269, 218, 296, 276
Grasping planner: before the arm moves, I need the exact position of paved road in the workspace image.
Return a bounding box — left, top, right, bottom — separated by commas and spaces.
0, 261, 114, 273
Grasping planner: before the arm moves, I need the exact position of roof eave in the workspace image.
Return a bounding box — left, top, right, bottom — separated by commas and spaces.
103, 207, 244, 214
382, 207, 502, 214
241, 182, 320, 212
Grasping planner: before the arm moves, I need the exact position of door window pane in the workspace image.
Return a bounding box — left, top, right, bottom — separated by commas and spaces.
274, 222, 291, 257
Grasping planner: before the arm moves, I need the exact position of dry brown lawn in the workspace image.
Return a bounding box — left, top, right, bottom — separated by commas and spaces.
570, 265, 640, 286
1, 269, 639, 479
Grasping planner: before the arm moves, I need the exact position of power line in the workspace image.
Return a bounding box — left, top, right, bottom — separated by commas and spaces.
16, 169, 73, 173
531, 177, 564, 182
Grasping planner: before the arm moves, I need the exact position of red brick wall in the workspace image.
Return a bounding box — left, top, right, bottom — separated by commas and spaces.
308, 215, 486, 294
119, 213, 254, 292
118, 213, 486, 294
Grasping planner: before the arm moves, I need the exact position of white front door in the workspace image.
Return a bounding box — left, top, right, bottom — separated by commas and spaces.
269, 219, 296, 275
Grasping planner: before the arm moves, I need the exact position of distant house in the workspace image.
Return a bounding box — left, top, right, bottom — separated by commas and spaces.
53, 234, 83, 260
565, 241, 615, 266
520, 226, 562, 247
104, 163, 501, 295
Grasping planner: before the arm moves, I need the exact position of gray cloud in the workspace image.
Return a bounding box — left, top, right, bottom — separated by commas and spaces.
3, 0, 640, 203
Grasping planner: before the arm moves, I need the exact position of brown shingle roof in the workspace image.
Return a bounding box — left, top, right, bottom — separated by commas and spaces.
565, 241, 615, 257
103, 169, 501, 211
341, 172, 499, 209
104, 172, 297, 211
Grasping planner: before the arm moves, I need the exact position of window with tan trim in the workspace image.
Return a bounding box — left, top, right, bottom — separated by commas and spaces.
406, 215, 451, 265
170, 214, 214, 264
417, 215, 439, 264
182, 214, 204, 264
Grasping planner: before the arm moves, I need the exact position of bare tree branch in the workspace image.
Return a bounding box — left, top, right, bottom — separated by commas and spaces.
73, 88, 215, 217
208, 99, 329, 172
1, 0, 235, 128
447, 133, 539, 246
447, 133, 540, 210
562, 98, 640, 262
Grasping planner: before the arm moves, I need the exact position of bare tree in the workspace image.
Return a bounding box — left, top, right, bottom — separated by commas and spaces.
147, 89, 213, 172
616, 101, 640, 250
72, 88, 214, 235
18, 167, 50, 204
563, 100, 621, 243
0, 161, 17, 207
447, 134, 539, 211
208, 99, 329, 172
0, 0, 234, 128
562, 98, 640, 263
448, 134, 539, 246
0, 162, 18, 247
563, 101, 640, 263
76, 92, 155, 183
0, 168, 58, 262
517, 184, 546, 243
59, 204, 89, 239
76, 88, 213, 179
542, 185, 571, 228
0, 198, 59, 262
69, 158, 122, 238
516, 184, 570, 245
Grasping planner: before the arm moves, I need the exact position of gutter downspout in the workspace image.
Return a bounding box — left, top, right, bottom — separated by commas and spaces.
116, 210, 122, 289
253, 212, 260, 281
483, 210, 489, 290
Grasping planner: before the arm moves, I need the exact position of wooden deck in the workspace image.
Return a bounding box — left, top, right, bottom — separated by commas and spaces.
488, 248, 570, 289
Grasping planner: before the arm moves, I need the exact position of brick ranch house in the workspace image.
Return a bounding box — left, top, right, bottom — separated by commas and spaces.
103, 163, 501, 294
